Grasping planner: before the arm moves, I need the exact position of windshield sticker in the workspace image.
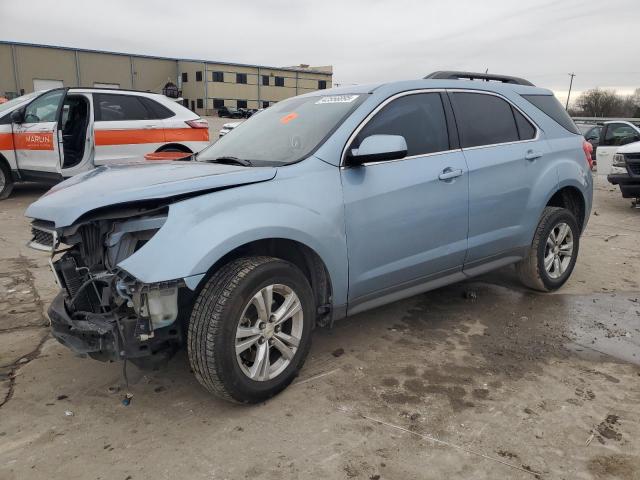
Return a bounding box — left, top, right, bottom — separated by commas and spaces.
315, 95, 359, 105
280, 112, 299, 124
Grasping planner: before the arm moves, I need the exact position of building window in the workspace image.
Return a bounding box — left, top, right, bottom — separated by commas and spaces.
275, 76, 285, 87
213, 99, 224, 109
236, 73, 247, 84
212, 71, 224, 82
318, 80, 327, 89
262, 101, 269, 108
262, 75, 269, 86
181, 72, 188, 83
183, 99, 189, 108
196, 98, 203, 109
237, 100, 247, 109
196, 71, 203, 82
190, 100, 195, 111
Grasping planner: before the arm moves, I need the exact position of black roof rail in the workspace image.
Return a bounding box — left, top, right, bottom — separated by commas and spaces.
424, 71, 535, 87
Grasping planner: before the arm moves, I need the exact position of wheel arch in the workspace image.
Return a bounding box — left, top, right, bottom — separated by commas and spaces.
156, 143, 193, 153
545, 185, 587, 232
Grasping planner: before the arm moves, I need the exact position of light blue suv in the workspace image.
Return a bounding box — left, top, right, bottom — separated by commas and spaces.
26, 71, 593, 403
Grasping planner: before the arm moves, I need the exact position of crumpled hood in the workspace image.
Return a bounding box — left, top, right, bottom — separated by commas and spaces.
25, 161, 277, 227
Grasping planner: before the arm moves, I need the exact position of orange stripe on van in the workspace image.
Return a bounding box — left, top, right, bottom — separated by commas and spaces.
95, 128, 209, 146
0, 133, 14, 150
165, 128, 209, 142
14, 132, 54, 151
95, 129, 165, 146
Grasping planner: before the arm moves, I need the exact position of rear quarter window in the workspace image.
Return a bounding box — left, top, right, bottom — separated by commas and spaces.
94, 93, 153, 121
521, 94, 580, 135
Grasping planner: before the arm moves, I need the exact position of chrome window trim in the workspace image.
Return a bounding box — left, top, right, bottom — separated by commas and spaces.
340, 88, 542, 168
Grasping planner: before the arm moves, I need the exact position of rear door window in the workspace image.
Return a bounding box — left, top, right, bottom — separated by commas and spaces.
450, 92, 519, 148
140, 98, 175, 119
354, 92, 450, 156
512, 107, 536, 140
94, 93, 154, 121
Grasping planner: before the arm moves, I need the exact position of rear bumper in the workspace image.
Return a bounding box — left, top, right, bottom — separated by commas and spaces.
607, 173, 640, 198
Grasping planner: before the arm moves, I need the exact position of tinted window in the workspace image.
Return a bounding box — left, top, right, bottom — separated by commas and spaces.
602, 123, 640, 147
140, 97, 175, 119
521, 94, 580, 134
262, 75, 269, 86
355, 93, 449, 156
237, 100, 247, 109
585, 126, 601, 141
212, 71, 224, 82
451, 92, 519, 148
318, 80, 327, 90
24, 90, 65, 123
196, 98, 203, 109
275, 77, 285, 87
512, 107, 536, 140
94, 94, 153, 121
181, 72, 188, 83
196, 71, 202, 82
213, 99, 224, 109
236, 73, 247, 84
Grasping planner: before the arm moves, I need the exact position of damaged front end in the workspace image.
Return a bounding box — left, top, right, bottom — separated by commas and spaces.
31, 208, 187, 367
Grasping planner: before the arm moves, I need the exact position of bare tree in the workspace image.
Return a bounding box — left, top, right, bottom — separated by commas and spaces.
573, 88, 640, 117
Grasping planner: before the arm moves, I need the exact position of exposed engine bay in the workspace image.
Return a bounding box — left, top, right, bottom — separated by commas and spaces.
30, 206, 188, 367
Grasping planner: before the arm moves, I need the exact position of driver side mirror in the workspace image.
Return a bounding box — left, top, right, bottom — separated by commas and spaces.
347, 134, 408, 165
10, 109, 24, 124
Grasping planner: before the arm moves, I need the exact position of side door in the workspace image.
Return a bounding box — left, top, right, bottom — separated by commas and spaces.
13, 89, 66, 178
341, 91, 469, 311
596, 123, 640, 175
448, 91, 547, 270
93, 93, 165, 164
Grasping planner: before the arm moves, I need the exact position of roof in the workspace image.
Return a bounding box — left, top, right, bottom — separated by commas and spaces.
0, 40, 333, 76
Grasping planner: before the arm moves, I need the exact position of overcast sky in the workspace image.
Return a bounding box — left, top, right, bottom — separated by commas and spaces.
1, 0, 638, 104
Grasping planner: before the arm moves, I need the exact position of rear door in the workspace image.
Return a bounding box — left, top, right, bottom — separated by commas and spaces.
596, 123, 640, 175
93, 92, 165, 164
449, 90, 547, 269
13, 89, 66, 178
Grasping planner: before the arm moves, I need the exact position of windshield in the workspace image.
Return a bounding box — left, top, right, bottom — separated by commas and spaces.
198, 94, 366, 165
0, 92, 40, 116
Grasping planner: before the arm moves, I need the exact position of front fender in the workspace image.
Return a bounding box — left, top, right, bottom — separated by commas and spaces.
118, 158, 349, 305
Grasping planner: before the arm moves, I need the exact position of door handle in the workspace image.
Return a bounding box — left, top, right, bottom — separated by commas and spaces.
438, 168, 463, 181
525, 150, 543, 161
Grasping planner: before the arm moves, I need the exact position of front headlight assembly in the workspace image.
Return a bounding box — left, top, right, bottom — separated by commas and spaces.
612, 153, 626, 168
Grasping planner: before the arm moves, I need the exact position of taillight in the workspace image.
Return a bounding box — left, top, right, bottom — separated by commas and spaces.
582, 140, 594, 170
185, 119, 209, 129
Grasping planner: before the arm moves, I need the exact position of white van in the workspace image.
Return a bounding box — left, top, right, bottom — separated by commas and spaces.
0, 88, 209, 199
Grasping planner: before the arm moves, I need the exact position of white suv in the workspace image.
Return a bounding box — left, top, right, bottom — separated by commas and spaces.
0, 88, 209, 199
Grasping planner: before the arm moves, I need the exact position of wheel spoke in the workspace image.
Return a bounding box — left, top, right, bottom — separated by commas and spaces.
251, 286, 273, 322
556, 224, 569, 243
553, 257, 561, 274
236, 334, 261, 355
273, 293, 301, 325
549, 228, 557, 243
236, 325, 262, 338
274, 331, 300, 348
272, 336, 295, 360
558, 242, 573, 256
544, 252, 555, 271
249, 342, 271, 380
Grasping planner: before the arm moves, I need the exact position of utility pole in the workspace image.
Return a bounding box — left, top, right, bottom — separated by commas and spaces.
565, 73, 575, 110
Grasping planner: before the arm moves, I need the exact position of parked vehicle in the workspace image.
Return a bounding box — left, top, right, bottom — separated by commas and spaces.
576, 123, 602, 164
218, 106, 243, 118
26, 71, 592, 403
0, 88, 209, 199
219, 121, 243, 137
607, 141, 640, 199
595, 121, 640, 175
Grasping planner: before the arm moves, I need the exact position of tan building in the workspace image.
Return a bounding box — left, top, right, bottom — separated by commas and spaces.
0, 41, 333, 115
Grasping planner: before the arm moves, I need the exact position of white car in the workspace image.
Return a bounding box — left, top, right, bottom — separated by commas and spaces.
595, 120, 640, 175
219, 121, 243, 137
0, 88, 210, 199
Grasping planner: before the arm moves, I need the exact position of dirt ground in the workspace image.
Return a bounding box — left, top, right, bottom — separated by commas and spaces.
1, 176, 639, 480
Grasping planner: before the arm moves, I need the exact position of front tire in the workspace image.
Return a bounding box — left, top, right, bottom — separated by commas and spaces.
516, 207, 580, 291
0, 162, 14, 200
188, 256, 315, 403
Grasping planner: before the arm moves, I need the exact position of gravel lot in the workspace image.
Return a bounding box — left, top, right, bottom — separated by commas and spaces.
0, 176, 639, 480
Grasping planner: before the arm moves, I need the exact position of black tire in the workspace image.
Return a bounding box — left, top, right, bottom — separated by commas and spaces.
188, 256, 315, 403
516, 207, 580, 292
0, 162, 14, 200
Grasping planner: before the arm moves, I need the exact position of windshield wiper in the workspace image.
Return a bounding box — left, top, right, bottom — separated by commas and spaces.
208, 156, 253, 167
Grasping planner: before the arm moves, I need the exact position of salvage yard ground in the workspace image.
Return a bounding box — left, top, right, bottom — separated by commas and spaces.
0, 177, 639, 480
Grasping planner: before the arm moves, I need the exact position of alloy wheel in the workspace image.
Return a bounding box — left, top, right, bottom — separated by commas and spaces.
544, 222, 574, 279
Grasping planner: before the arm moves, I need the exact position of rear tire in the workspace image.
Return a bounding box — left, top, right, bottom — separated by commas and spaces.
516, 207, 580, 292
188, 256, 315, 403
0, 162, 14, 200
